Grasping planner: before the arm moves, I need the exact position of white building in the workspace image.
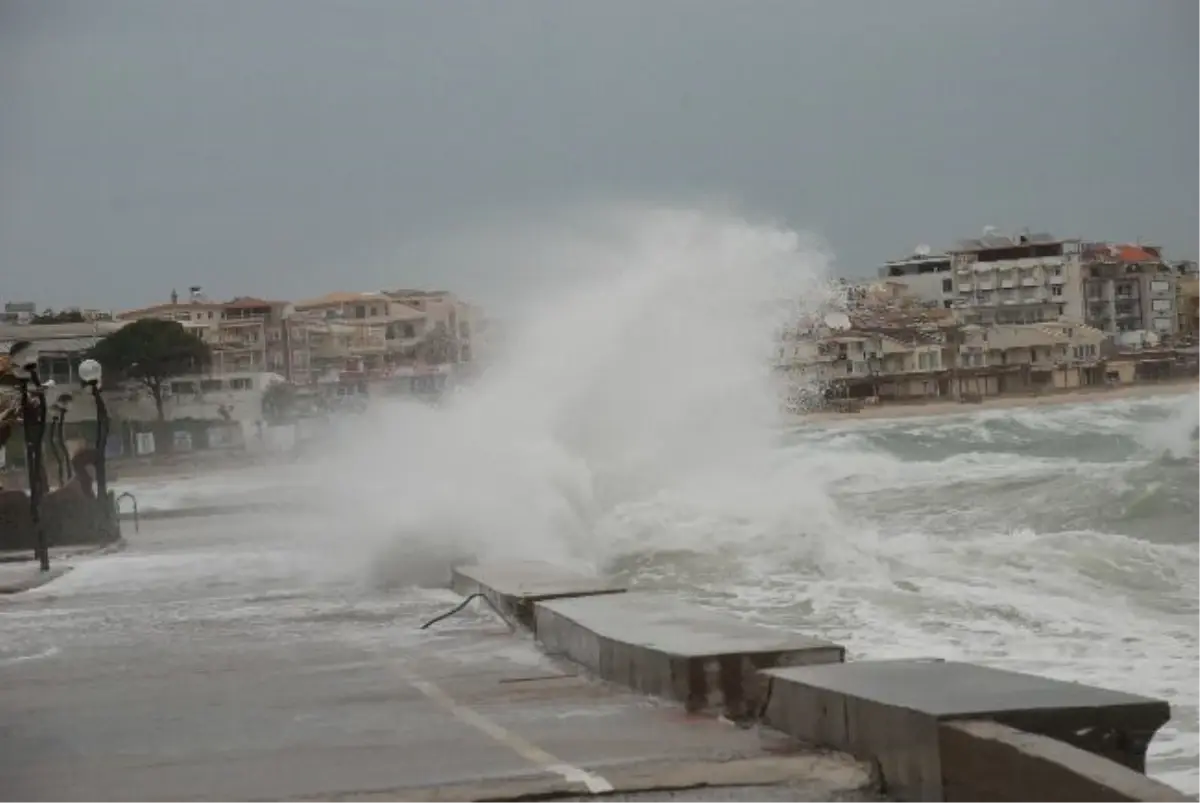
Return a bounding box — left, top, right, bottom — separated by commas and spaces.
877, 247, 955, 308
106, 370, 284, 426
948, 231, 1084, 325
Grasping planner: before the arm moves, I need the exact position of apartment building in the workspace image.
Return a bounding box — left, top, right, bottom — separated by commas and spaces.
118, 292, 313, 383
383, 289, 476, 363
1080, 243, 1178, 340
877, 246, 955, 308
954, 321, 1106, 396
0, 320, 129, 387
296, 289, 477, 384
295, 291, 424, 381
779, 317, 954, 401
948, 231, 1083, 325
780, 314, 1107, 403
1178, 275, 1199, 340
1, 302, 38, 324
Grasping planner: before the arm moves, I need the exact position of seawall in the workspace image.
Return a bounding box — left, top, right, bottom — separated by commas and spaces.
447, 561, 1189, 802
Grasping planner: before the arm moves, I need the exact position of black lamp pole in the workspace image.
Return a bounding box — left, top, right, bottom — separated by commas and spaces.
48, 404, 66, 487
10, 341, 51, 572
78, 359, 109, 504
92, 385, 110, 502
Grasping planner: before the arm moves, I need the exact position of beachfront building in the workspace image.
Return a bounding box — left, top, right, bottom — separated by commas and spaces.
118, 292, 314, 383
948, 230, 1084, 325
295, 288, 478, 399
779, 315, 958, 403
780, 313, 1108, 405
1080, 243, 1179, 344
1177, 272, 1199, 341
877, 246, 955, 309
0, 320, 130, 387
953, 321, 1107, 397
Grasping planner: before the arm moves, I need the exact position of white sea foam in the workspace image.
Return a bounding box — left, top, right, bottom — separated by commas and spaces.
105, 205, 1197, 793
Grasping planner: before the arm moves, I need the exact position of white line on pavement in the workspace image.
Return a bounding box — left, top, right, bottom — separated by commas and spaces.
404, 673, 614, 794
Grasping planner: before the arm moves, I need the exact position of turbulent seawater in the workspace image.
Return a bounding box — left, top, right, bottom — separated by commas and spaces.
117, 208, 1199, 793
607, 392, 1200, 793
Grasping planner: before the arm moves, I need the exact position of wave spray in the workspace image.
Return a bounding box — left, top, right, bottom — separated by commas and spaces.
315, 204, 838, 587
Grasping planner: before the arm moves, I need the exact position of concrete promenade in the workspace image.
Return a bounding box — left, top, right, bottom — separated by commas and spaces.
0, 512, 875, 801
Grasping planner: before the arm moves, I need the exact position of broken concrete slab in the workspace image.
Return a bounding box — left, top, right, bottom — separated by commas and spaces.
449, 561, 626, 629
534, 591, 844, 720
762, 659, 1172, 801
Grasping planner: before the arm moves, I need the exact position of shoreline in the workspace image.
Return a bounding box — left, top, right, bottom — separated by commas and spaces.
795, 378, 1197, 425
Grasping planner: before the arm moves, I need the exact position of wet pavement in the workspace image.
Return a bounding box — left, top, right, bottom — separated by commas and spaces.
0, 511, 875, 801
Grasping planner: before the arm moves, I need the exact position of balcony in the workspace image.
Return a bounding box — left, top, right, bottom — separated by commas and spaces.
1021, 277, 1040, 287
1049, 275, 1065, 285
978, 282, 994, 291
1000, 279, 1015, 289
958, 284, 973, 293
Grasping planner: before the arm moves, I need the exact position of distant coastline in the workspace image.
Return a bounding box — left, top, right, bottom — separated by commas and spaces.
795, 378, 1197, 425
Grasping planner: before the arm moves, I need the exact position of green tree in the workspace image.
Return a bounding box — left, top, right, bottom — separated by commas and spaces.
87, 319, 211, 421
261, 381, 297, 424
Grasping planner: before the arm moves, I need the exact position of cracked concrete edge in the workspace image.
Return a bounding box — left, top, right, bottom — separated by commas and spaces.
302, 753, 879, 802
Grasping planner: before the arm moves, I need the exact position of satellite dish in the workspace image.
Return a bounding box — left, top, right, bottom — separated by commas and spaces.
914, 244, 932, 257
823, 311, 851, 331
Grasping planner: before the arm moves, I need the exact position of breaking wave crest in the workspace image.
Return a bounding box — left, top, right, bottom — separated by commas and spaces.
118, 203, 1197, 793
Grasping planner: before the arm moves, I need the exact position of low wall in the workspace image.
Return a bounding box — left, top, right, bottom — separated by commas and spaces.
939, 720, 1189, 802
447, 561, 1184, 802
0, 486, 120, 553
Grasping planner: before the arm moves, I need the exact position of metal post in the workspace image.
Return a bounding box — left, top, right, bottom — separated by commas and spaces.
18, 376, 51, 572
91, 385, 110, 504
61, 411, 74, 479
49, 409, 66, 487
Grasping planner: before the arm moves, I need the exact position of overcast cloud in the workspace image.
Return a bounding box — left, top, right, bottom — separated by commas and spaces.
1, 0, 1196, 310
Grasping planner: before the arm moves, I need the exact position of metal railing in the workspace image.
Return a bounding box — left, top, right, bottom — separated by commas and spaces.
116, 492, 139, 533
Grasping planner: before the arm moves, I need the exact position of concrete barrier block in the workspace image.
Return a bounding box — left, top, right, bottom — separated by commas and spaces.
450, 561, 626, 629
939, 720, 1190, 802
534, 591, 844, 720
761, 659, 1172, 801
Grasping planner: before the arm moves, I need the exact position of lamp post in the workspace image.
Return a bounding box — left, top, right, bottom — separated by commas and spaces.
8, 340, 51, 572
49, 391, 74, 487
77, 359, 109, 504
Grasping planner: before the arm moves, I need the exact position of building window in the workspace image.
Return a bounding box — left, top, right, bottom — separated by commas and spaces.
200, 379, 224, 393
1150, 280, 1170, 294
230, 378, 252, 390
942, 278, 952, 292
1051, 285, 1063, 296
172, 381, 197, 395
1151, 299, 1172, 312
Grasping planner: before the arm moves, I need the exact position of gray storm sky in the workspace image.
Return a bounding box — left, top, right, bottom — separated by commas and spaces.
1, 0, 1196, 311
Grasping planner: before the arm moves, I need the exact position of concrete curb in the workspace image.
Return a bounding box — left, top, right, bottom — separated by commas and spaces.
0, 537, 126, 565
448, 561, 1183, 802
536, 590, 844, 720
0, 564, 72, 595
449, 561, 626, 630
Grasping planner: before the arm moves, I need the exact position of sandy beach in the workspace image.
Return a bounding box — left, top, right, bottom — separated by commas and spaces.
797, 379, 1198, 426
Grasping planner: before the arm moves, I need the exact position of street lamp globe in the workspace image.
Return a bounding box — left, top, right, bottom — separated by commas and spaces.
8, 340, 39, 379
78, 359, 103, 387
